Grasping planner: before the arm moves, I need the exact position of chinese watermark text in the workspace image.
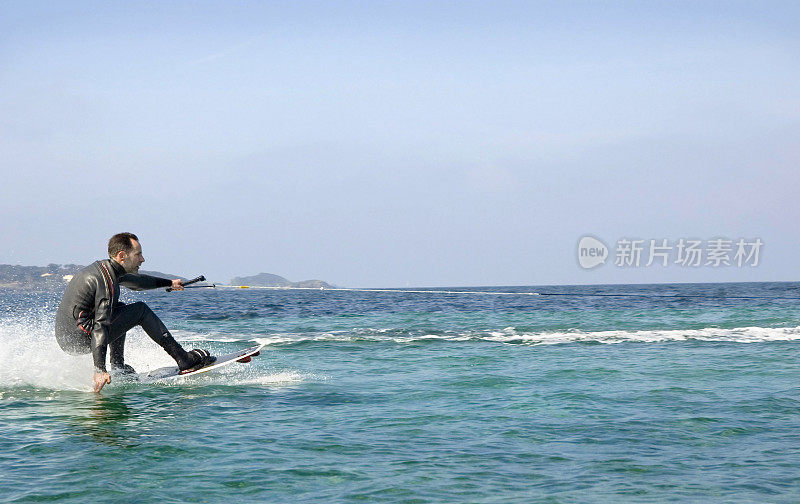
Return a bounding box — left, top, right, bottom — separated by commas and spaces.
578, 237, 762, 269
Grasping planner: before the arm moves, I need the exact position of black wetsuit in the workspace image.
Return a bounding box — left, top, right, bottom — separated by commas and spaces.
55, 259, 190, 373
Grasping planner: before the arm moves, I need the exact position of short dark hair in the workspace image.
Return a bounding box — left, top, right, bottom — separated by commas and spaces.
108, 232, 139, 258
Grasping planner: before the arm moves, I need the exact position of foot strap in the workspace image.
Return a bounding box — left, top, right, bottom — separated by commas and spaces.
179, 349, 216, 374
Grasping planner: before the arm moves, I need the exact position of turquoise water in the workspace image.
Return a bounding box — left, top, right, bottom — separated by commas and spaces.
3, 283, 800, 502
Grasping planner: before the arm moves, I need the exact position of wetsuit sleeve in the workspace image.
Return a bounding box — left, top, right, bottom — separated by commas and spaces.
90, 275, 111, 373
119, 274, 172, 291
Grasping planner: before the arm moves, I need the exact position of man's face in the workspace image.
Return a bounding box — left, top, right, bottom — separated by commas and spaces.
120, 239, 145, 274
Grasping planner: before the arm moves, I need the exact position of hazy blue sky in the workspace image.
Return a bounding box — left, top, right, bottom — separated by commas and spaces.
2, 1, 798, 287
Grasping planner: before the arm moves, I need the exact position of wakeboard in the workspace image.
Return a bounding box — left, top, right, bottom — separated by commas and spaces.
134, 344, 265, 383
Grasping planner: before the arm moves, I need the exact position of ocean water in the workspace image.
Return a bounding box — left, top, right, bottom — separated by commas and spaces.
3, 282, 800, 503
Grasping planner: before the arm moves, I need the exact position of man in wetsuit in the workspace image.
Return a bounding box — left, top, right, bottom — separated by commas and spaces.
55, 232, 215, 392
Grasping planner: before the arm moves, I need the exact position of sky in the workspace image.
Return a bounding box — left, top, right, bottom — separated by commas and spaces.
1, 1, 799, 287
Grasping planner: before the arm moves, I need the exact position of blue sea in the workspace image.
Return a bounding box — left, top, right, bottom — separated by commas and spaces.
3, 282, 800, 503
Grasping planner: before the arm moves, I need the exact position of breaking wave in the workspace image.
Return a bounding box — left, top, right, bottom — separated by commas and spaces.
242, 325, 800, 346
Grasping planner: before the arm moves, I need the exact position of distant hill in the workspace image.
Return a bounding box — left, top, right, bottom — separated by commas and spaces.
230, 272, 334, 289
0, 264, 83, 290
230, 272, 291, 287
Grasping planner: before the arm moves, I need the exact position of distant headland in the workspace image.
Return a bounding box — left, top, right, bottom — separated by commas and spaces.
229, 272, 333, 289
0, 264, 333, 290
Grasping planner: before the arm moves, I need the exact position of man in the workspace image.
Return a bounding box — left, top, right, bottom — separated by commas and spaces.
55, 232, 215, 392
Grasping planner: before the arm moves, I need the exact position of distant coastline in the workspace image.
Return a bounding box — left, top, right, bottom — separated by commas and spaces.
229, 272, 333, 289
0, 264, 333, 291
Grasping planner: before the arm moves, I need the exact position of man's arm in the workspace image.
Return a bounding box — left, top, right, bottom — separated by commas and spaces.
90, 299, 110, 374
119, 273, 174, 291
90, 272, 111, 392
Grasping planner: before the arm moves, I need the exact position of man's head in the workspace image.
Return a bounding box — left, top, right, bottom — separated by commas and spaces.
108, 232, 144, 274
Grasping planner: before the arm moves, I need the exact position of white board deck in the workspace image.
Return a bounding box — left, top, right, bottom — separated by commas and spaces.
135, 344, 265, 383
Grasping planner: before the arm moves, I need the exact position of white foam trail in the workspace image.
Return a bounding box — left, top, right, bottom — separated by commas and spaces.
0, 317, 92, 391
0, 319, 251, 391
173, 330, 245, 343
249, 326, 800, 346
254, 336, 301, 346
7, 311, 794, 393
481, 326, 800, 345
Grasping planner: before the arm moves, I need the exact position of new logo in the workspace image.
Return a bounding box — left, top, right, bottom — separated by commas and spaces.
577, 236, 608, 269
